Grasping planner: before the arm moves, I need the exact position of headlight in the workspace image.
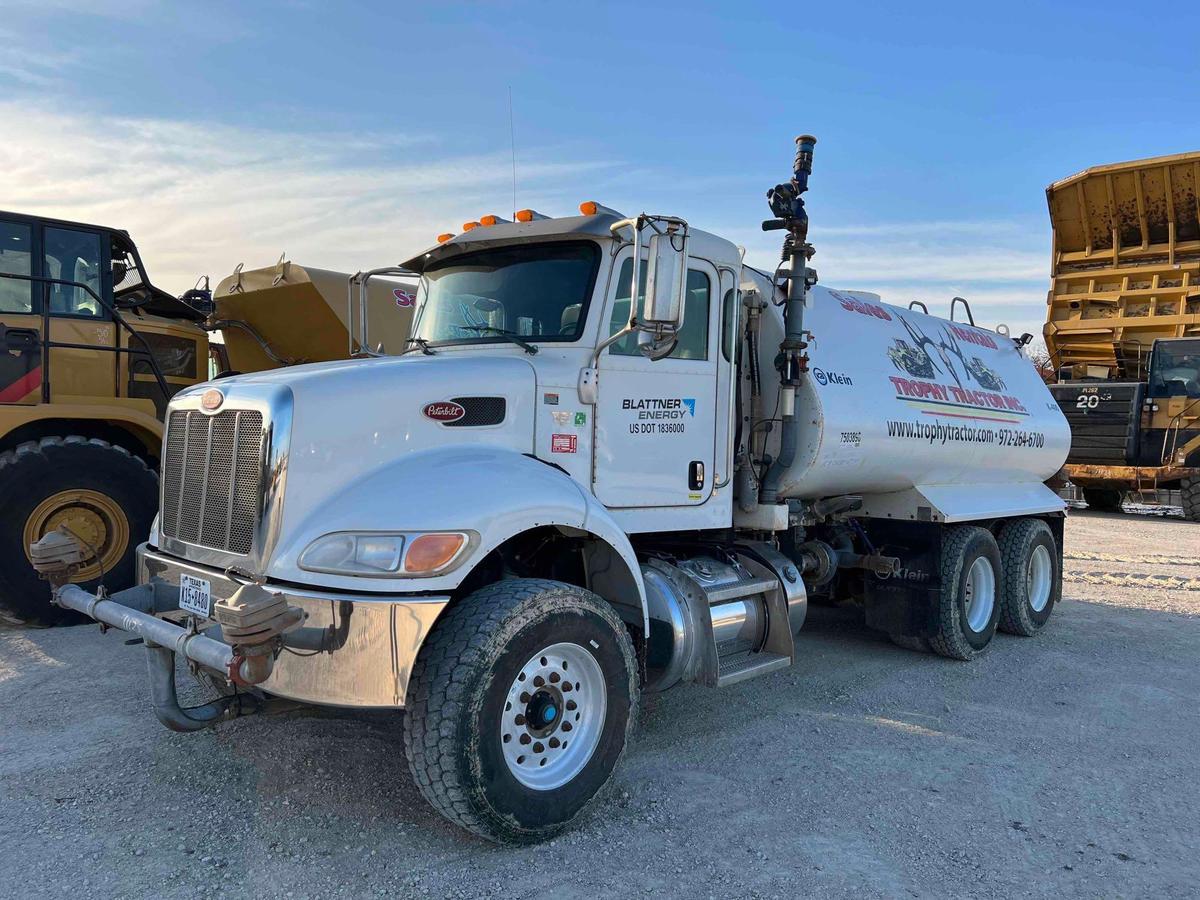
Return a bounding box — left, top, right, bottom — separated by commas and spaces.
298, 531, 473, 578
299, 532, 405, 576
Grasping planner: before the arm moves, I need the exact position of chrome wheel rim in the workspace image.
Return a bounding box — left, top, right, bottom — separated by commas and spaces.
500, 641, 606, 791
963, 556, 996, 633
1027, 544, 1053, 613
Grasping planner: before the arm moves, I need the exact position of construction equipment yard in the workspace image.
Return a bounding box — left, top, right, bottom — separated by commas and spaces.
2, 507, 1195, 899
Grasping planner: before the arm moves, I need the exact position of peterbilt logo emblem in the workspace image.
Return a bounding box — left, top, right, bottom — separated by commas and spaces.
200, 389, 224, 411
423, 401, 465, 423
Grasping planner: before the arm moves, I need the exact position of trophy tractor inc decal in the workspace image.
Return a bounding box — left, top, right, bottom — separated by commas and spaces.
624, 397, 695, 436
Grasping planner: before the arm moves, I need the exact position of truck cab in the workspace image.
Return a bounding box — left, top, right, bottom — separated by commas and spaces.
0, 210, 210, 625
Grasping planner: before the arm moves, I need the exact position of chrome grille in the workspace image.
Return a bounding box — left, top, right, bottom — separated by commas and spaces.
161, 409, 265, 555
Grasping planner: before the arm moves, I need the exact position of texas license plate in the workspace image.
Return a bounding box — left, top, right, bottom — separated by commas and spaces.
178, 574, 212, 618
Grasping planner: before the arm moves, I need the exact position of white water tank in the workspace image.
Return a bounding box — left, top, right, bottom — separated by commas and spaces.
753, 283, 1070, 504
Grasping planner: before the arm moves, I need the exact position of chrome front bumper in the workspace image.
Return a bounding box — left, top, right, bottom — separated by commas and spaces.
138, 544, 449, 708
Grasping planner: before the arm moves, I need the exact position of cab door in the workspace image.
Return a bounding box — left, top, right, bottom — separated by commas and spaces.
0, 217, 43, 405
592, 251, 720, 508
42, 225, 117, 400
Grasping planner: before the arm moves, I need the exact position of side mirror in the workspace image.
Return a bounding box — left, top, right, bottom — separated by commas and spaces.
641, 228, 686, 325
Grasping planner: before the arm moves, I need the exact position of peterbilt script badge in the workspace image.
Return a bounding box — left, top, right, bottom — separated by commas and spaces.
200, 388, 224, 411
423, 401, 466, 423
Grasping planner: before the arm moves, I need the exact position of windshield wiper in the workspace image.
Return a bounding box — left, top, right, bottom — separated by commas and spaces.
405, 337, 437, 355
459, 325, 539, 355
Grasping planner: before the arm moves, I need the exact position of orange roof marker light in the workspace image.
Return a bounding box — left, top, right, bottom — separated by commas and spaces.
514, 209, 550, 223
579, 201, 623, 217
462, 221, 481, 231
480, 215, 511, 227
436, 233, 454, 243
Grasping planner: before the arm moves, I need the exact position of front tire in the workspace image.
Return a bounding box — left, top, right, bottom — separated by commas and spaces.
928, 526, 1002, 660
403, 578, 639, 844
0, 437, 158, 627
997, 518, 1061, 636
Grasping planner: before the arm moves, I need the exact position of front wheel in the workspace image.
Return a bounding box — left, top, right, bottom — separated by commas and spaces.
0, 437, 158, 626
403, 579, 639, 844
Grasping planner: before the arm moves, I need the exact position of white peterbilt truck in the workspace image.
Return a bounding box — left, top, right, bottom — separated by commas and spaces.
32, 137, 1071, 843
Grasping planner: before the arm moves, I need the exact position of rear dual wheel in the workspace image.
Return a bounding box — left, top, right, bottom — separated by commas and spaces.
996, 518, 1060, 636
897, 519, 1060, 659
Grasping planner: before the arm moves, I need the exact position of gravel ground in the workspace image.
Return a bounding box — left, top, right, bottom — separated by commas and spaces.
1, 509, 1198, 898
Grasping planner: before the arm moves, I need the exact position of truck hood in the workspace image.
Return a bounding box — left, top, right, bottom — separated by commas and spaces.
204, 353, 538, 570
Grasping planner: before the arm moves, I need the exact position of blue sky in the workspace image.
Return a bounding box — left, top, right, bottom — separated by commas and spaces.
2, 0, 1198, 338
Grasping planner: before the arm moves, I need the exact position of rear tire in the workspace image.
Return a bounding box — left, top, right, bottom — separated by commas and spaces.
0, 437, 158, 627
928, 526, 1002, 661
997, 518, 1061, 636
1082, 487, 1123, 512
1182, 477, 1200, 523
403, 578, 639, 844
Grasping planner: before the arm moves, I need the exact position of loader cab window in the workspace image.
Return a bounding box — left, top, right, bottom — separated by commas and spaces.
0, 221, 34, 313
413, 242, 600, 346
1149, 340, 1200, 398
110, 233, 149, 306
44, 227, 105, 318
608, 257, 710, 360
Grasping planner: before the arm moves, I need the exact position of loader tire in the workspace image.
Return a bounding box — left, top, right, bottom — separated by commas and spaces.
1082, 488, 1123, 513
1182, 477, 1200, 523
0, 437, 158, 627
403, 578, 638, 844
997, 518, 1061, 636
928, 526, 1001, 661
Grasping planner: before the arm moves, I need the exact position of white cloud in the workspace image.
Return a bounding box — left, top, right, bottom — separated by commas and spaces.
722, 213, 1051, 336
0, 99, 1055, 341
0, 101, 616, 292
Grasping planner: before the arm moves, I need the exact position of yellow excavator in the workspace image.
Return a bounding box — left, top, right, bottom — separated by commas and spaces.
0, 210, 414, 624
1043, 152, 1200, 520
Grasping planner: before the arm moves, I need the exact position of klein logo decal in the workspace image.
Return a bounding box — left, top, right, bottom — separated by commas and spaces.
551, 433, 577, 453
422, 401, 466, 423
813, 368, 853, 387
393, 288, 416, 308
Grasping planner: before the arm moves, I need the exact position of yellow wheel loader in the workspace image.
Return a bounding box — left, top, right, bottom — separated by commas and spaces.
0, 211, 414, 624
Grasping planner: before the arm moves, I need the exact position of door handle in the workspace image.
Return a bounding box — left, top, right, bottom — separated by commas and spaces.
688, 460, 706, 491
1, 326, 38, 351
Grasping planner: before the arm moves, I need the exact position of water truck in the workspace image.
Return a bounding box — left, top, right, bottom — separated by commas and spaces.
30, 137, 1070, 842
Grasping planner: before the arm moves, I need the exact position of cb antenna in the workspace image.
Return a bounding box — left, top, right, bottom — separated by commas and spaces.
508, 86, 518, 219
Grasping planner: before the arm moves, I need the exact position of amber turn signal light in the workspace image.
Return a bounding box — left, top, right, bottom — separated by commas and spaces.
437, 233, 454, 243
404, 533, 468, 574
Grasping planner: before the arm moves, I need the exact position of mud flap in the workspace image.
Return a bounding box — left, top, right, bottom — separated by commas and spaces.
859, 519, 943, 639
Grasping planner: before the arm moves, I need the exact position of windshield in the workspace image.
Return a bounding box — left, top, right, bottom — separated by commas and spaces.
1150, 339, 1200, 398
413, 242, 600, 346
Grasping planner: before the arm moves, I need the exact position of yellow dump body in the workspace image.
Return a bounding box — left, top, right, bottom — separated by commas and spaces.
1044, 151, 1200, 380
212, 259, 417, 373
